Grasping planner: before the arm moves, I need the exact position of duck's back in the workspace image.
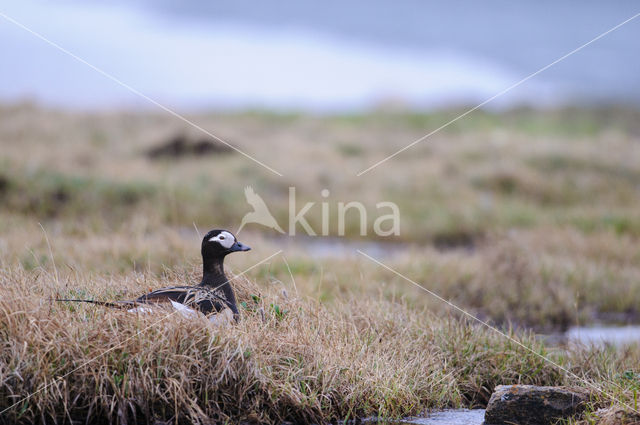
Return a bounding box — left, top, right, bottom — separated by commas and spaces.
135, 286, 230, 315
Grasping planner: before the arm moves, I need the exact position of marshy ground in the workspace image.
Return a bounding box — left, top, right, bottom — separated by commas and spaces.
1, 104, 640, 423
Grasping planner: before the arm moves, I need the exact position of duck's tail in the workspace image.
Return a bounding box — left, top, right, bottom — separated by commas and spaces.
54, 299, 136, 309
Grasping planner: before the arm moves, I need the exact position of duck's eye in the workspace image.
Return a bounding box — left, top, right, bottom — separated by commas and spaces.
219, 236, 225, 240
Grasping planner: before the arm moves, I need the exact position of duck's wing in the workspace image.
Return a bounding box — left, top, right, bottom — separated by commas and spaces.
135, 286, 229, 315
57, 286, 233, 317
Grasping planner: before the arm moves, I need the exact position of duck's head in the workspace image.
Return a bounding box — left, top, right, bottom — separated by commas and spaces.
202, 229, 251, 260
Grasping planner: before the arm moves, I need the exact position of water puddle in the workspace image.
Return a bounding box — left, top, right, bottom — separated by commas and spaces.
543, 325, 640, 347
394, 409, 485, 425
564, 325, 640, 346
268, 236, 413, 259
264, 234, 478, 259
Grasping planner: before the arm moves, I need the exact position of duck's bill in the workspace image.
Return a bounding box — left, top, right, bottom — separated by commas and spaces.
229, 241, 251, 252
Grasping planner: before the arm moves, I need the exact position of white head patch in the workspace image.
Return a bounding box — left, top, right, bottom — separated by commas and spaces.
209, 231, 235, 249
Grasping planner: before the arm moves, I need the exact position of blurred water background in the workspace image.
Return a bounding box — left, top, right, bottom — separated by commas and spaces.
1, 0, 638, 112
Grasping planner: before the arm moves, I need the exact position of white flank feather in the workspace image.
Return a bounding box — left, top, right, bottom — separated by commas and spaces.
170, 300, 199, 318
127, 306, 154, 314
209, 308, 233, 326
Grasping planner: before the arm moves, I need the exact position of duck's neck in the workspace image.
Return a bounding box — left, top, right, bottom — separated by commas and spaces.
201, 256, 239, 316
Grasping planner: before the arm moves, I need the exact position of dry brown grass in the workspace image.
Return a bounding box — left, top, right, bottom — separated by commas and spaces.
1, 261, 639, 424
0, 264, 572, 424
1, 208, 639, 331
578, 407, 640, 425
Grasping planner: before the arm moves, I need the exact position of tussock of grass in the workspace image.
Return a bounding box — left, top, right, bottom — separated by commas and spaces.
0, 266, 571, 424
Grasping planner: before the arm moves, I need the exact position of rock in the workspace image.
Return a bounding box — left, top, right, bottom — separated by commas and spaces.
484, 385, 590, 425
